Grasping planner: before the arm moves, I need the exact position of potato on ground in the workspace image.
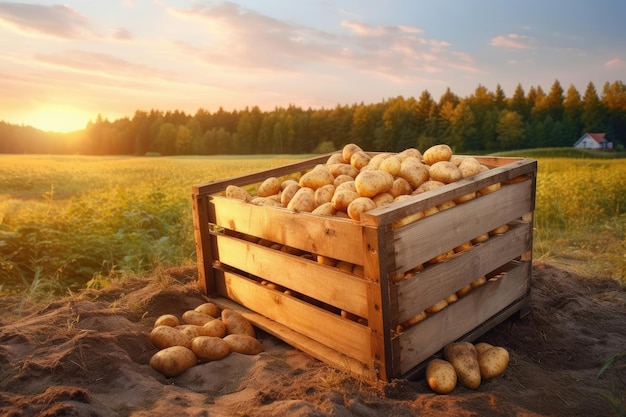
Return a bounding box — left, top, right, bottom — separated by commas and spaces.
203, 319, 227, 338
426, 359, 458, 394
222, 309, 256, 337
443, 342, 481, 389
149, 346, 197, 377
191, 336, 231, 362
478, 346, 510, 380
223, 334, 265, 355
150, 325, 192, 349
154, 314, 179, 328
182, 310, 215, 326
474, 342, 494, 356
194, 302, 221, 318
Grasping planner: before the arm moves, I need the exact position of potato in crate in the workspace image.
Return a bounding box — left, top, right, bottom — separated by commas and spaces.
191, 144, 536, 382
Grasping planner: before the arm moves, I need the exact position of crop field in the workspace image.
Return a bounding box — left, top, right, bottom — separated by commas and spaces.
1, 152, 624, 301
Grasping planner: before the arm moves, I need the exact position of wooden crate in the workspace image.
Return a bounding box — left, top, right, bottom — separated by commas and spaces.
191, 154, 537, 382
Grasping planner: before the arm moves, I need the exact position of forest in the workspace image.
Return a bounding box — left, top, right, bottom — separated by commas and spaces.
1, 79, 625, 155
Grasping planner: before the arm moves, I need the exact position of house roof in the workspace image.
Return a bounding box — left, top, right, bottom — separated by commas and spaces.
587, 133, 607, 143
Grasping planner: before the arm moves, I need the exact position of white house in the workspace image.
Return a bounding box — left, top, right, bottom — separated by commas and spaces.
573, 133, 613, 150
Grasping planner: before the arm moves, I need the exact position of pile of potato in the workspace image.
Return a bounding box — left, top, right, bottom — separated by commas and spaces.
426, 341, 510, 394
224, 143, 502, 223
149, 302, 264, 377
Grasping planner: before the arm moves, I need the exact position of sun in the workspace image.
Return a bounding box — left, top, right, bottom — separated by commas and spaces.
27, 106, 93, 133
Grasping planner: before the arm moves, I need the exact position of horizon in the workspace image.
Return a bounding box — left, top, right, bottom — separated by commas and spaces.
1, 0, 625, 133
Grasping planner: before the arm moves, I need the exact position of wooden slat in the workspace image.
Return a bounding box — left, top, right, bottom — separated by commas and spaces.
192, 154, 332, 195
216, 270, 374, 365
361, 158, 537, 227
203, 294, 378, 381
192, 193, 215, 294
395, 221, 533, 323
396, 260, 530, 375
209, 196, 366, 265
213, 233, 372, 317
392, 179, 534, 270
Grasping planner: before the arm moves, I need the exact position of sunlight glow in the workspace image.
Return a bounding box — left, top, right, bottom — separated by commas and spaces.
25, 106, 92, 133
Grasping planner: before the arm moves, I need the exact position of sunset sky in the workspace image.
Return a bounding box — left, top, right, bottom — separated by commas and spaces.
1, 0, 625, 133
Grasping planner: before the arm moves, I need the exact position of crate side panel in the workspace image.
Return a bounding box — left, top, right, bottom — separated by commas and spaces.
214, 233, 371, 318
216, 270, 374, 365
396, 260, 530, 375
210, 196, 364, 265
396, 221, 533, 323
393, 179, 533, 270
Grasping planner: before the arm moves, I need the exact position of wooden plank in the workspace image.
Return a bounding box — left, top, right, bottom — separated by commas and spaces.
209, 196, 366, 265
192, 154, 332, 195
395, 221, 533, 323
213, 233, 372, 317
392, 179, 534, 270
396, 260, 530, 375
203, 294, 378, 381
361, 159, 536, 227
216, 270, 375, 365
192, 193, 215, 294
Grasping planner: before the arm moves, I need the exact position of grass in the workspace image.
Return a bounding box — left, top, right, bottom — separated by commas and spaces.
1, 149, 625, 305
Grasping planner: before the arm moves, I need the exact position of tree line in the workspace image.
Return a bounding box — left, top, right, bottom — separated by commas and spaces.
1, 80, 625, 155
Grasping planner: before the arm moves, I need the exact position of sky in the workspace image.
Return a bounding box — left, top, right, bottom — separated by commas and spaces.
1, 1, 625, 133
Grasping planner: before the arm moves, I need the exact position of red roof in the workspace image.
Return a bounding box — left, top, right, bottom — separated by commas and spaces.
587, 133, 606, 143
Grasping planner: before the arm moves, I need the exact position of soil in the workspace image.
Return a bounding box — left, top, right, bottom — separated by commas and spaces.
1, 263, 624, 417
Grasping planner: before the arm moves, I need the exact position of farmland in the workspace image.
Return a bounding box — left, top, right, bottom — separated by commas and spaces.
1, 151, 625, 301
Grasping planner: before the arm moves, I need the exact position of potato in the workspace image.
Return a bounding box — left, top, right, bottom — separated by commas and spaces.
478, 346, 509, 380
154, 314, 179, 328
314, 184, 335, 206
474, 342, 494, 356
456, 284, 473, 298
287, 187, 316, 212
454, 241, 473, 253
388, 177, 413, 198
333, 174, 355, 188
342, 143, 363, 163
429, 161, 463, 184
280, 179, 299, 190
355, 170, 394, 198
347, 197, 377, 221
479, 182, 501, 195
328, 163, 359, 178
426, 359, 457, 394
444, 292, 458, 305
490, 224, 509, 235
222, 309, 256, 337
336, 260, 354, 272
150, 325, 192, 349
223, 334, 265, 355
182, 310, 215, 326
372, 192, 394, 207
149, 346, 197, 377
458, 157, 483, 178
326, 153, 346, 165
311, 202, 336, 217
316, 255, 337, 267
335, 180, 356, 192
443, 342, 481, 389
397, 148, 423, 161
350, 150, 371, 170
366, 152, 391, 170
225, 185, 252, 202
299, 166, 334, 190
471, 276, 487, 288
191, 336, 231, 362
280, 182, 301, 206
454, 191, 477, 204
331, 189, 360, 211
176, 324, 210, 340
194, 302, 221, 318
423, 144, 452, 165
203, 319, 227, 338
414, 180, 445, 194
378, 156, 402, 176
398, 158, 430, 189
472, 233, 490, 244
426, 299, 449, 314
256, 177, 281, 197
401, 310, 427, 327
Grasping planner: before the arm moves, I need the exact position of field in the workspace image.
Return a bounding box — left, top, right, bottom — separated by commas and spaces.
1, 151, 625, 303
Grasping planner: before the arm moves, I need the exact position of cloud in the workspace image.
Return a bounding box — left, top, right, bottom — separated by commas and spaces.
605, 58, 625, 69
169, 2, 477, 82
0, 2, 95, 39
490, 34, 534, 49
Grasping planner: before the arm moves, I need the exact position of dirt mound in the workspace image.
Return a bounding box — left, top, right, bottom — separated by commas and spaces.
1, 264, 624, 417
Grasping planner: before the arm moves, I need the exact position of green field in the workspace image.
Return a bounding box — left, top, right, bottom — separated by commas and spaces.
1, 151, 624, 301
